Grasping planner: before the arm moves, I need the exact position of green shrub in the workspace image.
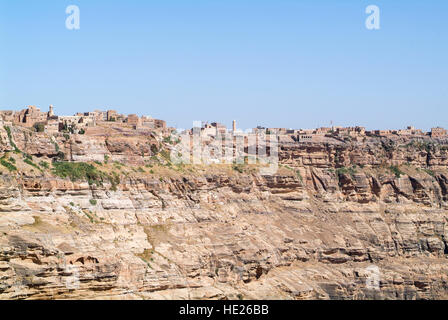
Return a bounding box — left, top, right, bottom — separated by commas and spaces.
296, 170, 303, 182
89, 199, 97, 205
163, 136, 173, 144
423, 169, 435, 177
54, 151, 65, 161
389, 165, 404, 178
0, 159, 17, 172
336, 166, 357, 177
33, 123, 45, 133
107, 172, 120, 191
39, 161, 50, 169
24, 158, 41, 171
159, 150, 171, 162
232, 164, 244, 173
52, 162, 103, 184
84, 211, 94, 223
4, 126, 20, 153
150, 145, 159, 154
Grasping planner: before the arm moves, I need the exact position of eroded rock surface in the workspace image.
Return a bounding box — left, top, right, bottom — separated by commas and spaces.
1, 126, 448, 300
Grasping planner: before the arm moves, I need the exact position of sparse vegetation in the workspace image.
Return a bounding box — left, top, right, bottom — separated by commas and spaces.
137, 249, 154, 269
150, 145, 159, 155
389, 165, 404, 178
55, 151, 65, 161
4, 126, 20, 153
84, 211, 94, 223
24, 158, 42, 171
405, 140, 434, 153
423, 168, 435, 177
33, 123, 45, 133
113, 161, 123, 170
336, 166, 357, 178
163, 136, 173, 144
381, 140, 396, 153
232, 163, 245, 173
159, 150, 171, 162
0, 158, 17, 172
52, 162, 103, 185
39, 161, 50, 169
108, 172, 120, 191
296, 170, 303, 182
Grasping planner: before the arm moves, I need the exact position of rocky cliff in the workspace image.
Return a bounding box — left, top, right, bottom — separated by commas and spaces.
1, 124, 448, 300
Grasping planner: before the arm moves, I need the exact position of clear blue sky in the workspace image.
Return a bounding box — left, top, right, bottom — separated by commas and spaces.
0, 0, 447, 130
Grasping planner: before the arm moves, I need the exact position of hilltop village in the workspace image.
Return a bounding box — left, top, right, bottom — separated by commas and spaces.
195, 121, 447, 144
2, 105, 448, 301
0, 105, 167, 135
0, 105, 447, 144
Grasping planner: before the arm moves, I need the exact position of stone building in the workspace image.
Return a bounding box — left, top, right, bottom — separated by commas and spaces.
396, 126, 423, 136
0, 111, 15, 123
14, 106, 48, 128
45, 119, 60, 134
48, 105, 54, 118
141, 116, 155, 128
333, 127, 366, 137
154, 119, 166, 129
211, 122, 226, 134
107, 110, 118, 121
139, 116, 166, 130
268, 128, 288, 135
431, 127, 447, 138
127, 114, 141, 127
92, 110, 107, 121
316, 127, 332, 134
370, 130, 392, 137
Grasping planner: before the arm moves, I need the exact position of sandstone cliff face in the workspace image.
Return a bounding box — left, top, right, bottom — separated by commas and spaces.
1, 126, 448, 300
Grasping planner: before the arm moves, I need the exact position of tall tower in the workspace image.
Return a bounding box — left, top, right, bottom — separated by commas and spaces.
233, 120, 236, 132
48, 105, 54, 118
